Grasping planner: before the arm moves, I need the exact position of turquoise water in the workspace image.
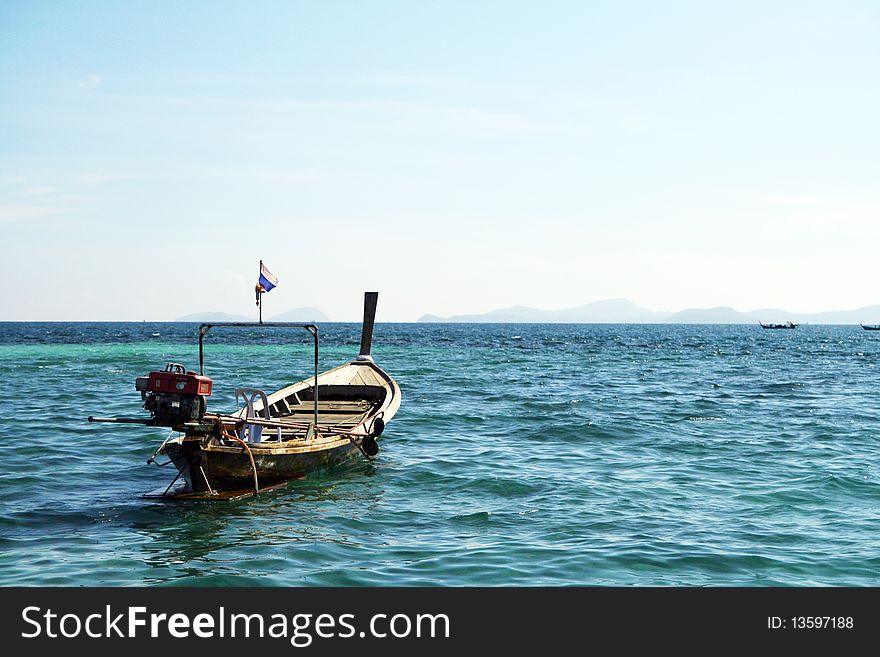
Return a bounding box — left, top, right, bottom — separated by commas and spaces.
1, 322, 879, 586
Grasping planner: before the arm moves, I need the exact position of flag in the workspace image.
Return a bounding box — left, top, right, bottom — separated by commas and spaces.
257, 262, 278, 293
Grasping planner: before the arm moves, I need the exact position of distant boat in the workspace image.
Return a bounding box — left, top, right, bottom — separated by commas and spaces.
759, 321, 798, 329
860, 323, 880, 331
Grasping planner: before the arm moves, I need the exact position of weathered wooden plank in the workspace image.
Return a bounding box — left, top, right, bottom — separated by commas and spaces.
357, 367, 381, 386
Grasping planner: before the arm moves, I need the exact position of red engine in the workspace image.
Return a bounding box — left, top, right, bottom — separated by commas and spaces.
136, 363, 213, 426
145, 369, 213, 396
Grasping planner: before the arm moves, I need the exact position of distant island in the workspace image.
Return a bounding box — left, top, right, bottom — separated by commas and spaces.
176, 307, 331, 322
418, 298, 880, 325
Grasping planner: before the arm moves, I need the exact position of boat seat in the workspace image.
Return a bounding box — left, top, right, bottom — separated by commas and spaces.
235, 388, 282, 443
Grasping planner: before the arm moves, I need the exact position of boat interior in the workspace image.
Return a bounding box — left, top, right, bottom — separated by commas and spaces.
271, 384, 386, 426
224, 370, 390, 443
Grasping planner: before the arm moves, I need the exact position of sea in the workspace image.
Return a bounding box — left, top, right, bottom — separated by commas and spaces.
1, 322, 878, 586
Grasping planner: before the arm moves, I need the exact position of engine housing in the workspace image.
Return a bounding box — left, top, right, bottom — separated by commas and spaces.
136, 363, 212, 426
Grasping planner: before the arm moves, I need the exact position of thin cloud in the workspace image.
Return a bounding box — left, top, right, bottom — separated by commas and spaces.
94, 90, 588, 138
22, 185, 58, 196
0, 205, 68, 224
76, 173, 112, 184
78, 74, 103, 90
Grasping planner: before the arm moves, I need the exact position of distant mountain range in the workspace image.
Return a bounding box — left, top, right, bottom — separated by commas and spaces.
175, 299, 880, 324
419, 299, 669, 323
418, 298, 880, 325
176, 307, 331, 322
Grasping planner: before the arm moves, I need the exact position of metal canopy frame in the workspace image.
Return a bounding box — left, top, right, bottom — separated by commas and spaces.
198, 322, 320, 430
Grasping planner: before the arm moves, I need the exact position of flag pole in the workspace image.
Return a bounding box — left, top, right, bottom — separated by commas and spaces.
257, 259, 263, 324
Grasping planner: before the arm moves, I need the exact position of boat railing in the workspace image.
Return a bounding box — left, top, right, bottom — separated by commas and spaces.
198, 322, 320, 430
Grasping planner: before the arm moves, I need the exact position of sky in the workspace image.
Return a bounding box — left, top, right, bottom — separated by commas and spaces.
1, 1, 878, 321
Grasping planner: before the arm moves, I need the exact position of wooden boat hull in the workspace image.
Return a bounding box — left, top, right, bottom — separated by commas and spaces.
164, 436, 366, 492
159, 358, 400, 494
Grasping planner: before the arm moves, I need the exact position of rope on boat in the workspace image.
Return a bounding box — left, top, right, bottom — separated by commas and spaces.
347, 435, 372, 460
146, 428, 178, 466
199, 465, 217, 496
222, 431, 260, 495
347, 413, 384, 461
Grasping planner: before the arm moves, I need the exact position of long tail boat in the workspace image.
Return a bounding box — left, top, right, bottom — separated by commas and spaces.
759, 321, 798, 329
860, 324, 880, 331
89, 292, 400, 499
